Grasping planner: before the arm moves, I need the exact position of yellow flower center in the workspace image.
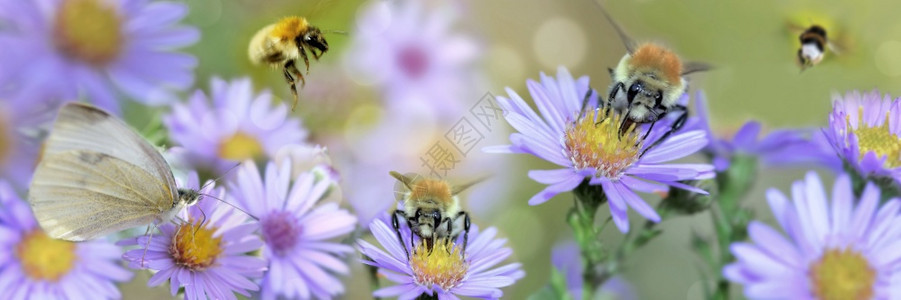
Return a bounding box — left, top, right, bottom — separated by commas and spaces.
809, 248, 875, 300
850, 111, 901, 169
15, 230, 77, 282
54, 0, 123, 66
564, 109, 642, 179
409, 239, 469, 291
169, 221, 223, 271
218, 132, 264, 161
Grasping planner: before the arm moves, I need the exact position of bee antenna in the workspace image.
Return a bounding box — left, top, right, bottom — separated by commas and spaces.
199, 193, 260, 221
588, 0, 637, 53
323, 29, 348, 35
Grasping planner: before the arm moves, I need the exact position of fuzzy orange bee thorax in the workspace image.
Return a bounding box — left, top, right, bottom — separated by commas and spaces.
271, 16, 309, 41
630, 43, 682, 84
410, 179, 453, 205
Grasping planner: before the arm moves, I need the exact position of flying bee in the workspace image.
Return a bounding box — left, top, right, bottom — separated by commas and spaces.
796, 25, 829, 70
790, 22, 845, 72
584, 3, 710, 155
249, 16, 330, 111
389, 171, 483, 259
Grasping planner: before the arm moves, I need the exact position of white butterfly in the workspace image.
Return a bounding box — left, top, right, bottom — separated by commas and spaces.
28, 102, 199, 241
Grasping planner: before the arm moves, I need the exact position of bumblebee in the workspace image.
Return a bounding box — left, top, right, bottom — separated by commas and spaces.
389, 171, 482, 259
585, 4, 709, 155
249, 16, 329, 111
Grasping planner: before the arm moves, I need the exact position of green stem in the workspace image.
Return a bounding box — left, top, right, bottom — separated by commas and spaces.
570, 180, 608, 300
709, 155, 757, 300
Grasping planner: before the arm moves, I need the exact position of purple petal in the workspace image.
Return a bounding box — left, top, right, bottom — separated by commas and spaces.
527, 174, 583, 205
611, 181, 660, 222
528, 168, 578, 184
731, 121, 761, 150
746, 221, 802, 268
641, 130, 708, 164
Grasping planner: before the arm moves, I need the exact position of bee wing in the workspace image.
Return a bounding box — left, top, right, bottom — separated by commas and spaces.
29, 103, 179, 241
391, 171, 422, 201
682, 61, 713, 75
593, 1, 638, 53
29, 151, 174, 241
451, 174, 491, 195
826, 40, 843, 55
785, 21, 808, 35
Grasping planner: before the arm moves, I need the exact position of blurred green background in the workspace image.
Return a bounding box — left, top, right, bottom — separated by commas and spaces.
123, 0, 901, 299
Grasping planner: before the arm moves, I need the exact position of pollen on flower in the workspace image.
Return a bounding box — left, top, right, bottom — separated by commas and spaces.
409, 239, 468, 291
809, 248, 875, 300
16, 230, 77, 281
849, 111, 901, 168
564, 108, 642, 179
218, 132, 264, 161
170, 221, 223, 270
53, 0, 123, 66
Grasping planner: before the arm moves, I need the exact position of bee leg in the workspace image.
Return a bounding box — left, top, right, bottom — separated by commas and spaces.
298, 43, 311, 75
640, 105, 687, 157
429, 214, 441, 255
409, 224, 416, 254
443, 217, 453, 248
283, 61, 304, 111
311, 47, 324, 60
608, 82, 624, 110
580, 88, 593, 114
639, 119, 657, 145
638, 110, 664, 146
392, 210, 410, 260
461, 212, 471, 260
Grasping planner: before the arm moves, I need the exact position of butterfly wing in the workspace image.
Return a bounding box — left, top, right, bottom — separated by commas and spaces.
29, 151, 174, 241
28, 102, 179, 241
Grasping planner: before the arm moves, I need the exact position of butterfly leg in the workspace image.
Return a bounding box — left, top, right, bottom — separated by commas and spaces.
140, 224, 155, 268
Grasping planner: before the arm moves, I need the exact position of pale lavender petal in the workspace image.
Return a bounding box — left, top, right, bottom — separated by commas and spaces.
527, 174, 583, 205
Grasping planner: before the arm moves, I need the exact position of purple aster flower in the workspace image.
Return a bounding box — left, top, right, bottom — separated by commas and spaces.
824, 90, 901, 183
486, 66, 714, 232
0, 102, 44, 190
551, 241, 638, 300
0, 0, 198, 114
0, 180, 132, 299
691, 91, 815, 171
164, 77, 309, 175
724, 172, 901, 299
121, 172, 266, 300
343, 0, 479, 119
228, 160, 357, 300
358, 216, 525, 299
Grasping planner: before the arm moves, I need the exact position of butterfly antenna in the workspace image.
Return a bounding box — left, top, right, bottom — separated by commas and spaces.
200, 163, 242, 191
190, 206, 208, 244
201, 193, 260, 221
